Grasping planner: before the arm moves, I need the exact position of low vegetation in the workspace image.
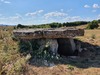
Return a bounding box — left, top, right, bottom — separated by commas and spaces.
0, 20, 100, 75
16, 21, 89, 29
0, 26, 30, 75
86, 20, 99, 29
16, 19, 100, 29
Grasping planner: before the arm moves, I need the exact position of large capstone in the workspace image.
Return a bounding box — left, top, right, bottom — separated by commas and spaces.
13, 28, 84, 39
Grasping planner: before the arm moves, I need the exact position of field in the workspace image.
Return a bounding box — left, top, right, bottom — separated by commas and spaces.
0, 25, 100, 75
26, 29, 100, 75
76, 29, 100, 46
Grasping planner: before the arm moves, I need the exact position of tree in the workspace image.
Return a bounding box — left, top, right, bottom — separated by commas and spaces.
98, 19, 100, 23
17, 24, 28, 28
87, 20, 99, 29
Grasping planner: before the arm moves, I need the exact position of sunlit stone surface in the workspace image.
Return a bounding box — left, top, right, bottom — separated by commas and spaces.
13, 28, 84, 56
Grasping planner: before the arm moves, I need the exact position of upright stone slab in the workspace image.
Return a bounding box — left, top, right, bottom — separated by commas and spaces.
37, 39, 58, 55
48, 39, 58, 55
69, 38, 76, 52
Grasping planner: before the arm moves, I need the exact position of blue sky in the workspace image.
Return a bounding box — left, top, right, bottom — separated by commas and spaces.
0, 0, 100, 25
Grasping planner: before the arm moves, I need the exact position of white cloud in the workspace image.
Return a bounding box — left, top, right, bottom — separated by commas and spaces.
26, 10, 44, 16
97, 14, 100, 19
84, 5, 90, 8
63, 16, 93, 22
4, 1, 11, 4
9, 14, 22, 20
84, 4, 100, 9
64, 16, 82, 21
42, 15, 93, 24
38, 10, 44, 13
0, 0, 11, 4
93, 4, 100, 8
60, 9, 64, 12
43, 11, 92, 23
0, 14, 22, 21
10, 16, 21, 20
44, 11, 67, 19
0, 14, 23, 24
1, 0, 4, 2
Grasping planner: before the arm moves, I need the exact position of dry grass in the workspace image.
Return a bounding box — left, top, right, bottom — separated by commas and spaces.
0, 25, 100, 75
0, 26, 29, 75
76, 30, 100, 45
76, 24, 88, 29
85, 30, 100, 38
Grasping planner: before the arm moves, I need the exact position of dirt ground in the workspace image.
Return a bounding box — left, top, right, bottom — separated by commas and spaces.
26, 30, 100, 75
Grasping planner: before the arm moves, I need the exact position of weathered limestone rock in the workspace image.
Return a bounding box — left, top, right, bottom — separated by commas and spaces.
76, 41, 82, 52
69, 38, 76, 52
13, 28, 84, 39
47, 39, 58, 55
37, 39, 46, 51
13, 28, 84, 56
74, 39, 83, 52
32, 38, 80, 56
37, 39, 58, 55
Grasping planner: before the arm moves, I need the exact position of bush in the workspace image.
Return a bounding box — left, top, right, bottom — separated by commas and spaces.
86, 20, 99, 29
98, 19, 100, 23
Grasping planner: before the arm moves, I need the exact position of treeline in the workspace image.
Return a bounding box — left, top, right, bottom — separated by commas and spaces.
16, 20, 100, 29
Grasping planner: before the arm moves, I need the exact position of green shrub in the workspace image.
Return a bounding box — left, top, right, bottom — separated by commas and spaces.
67, 65, 74, 71
86, 20, 99, 29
